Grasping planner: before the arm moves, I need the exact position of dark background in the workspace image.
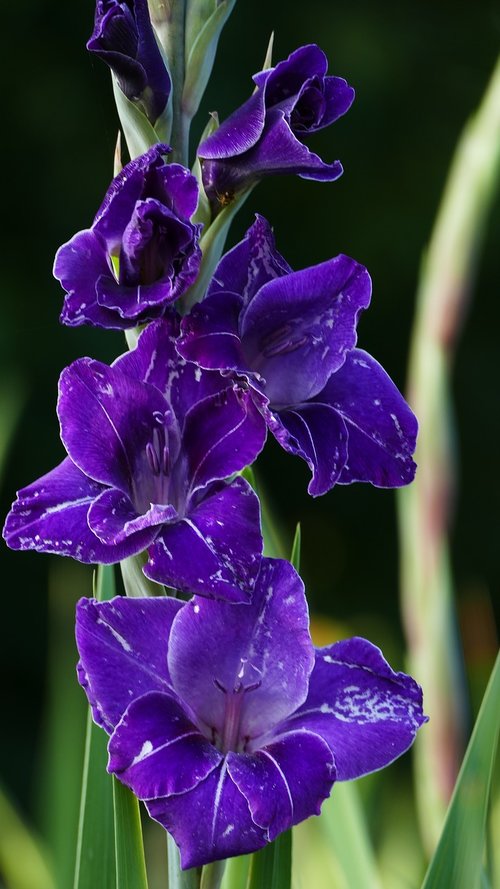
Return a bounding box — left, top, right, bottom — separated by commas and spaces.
1, 0, 499, 839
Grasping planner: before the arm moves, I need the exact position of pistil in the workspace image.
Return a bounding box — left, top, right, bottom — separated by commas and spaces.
213, 661, 261, 753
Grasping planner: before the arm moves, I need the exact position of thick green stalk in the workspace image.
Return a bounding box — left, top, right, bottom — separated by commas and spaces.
200, 859, 226, 889
150, 0, 189, 165
398, 56, 500, 853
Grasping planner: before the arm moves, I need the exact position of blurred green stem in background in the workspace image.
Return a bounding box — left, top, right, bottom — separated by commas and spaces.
0, 785, 55, 889
398, 55, 500, 854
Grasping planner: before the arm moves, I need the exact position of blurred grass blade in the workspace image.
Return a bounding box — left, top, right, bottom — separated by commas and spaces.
290, 523, 301, 572
0, 375, 26, 484
0, 784, 55, 889
220, 853, 250, 889
74, 565, 117, 889
167, 833, 199, 888
317, 783, 382, 889
398, 55, 500, 851
247, 830, 291, 889
113, 781, 149, 889
421, 653, 500, 889
36, 563, 88, 889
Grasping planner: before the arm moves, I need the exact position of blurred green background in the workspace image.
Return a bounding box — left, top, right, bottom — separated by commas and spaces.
0, 0, 498, 882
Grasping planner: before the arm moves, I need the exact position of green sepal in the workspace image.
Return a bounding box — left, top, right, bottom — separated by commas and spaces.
192, 113, 220, 228
180, 188, 252, 311
120, 551, 165, 597
184, 0, 237, 119
112, 78, 169, 159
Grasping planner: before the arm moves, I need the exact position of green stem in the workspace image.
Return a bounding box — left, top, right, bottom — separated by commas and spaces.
151, 0, 189, 166
167, 834, 200, 888
200, 860, 226, 889
398, 55, 500, 854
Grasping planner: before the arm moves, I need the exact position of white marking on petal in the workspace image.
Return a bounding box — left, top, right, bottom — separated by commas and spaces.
97, 619, 132, 652
132, 740, 153, 766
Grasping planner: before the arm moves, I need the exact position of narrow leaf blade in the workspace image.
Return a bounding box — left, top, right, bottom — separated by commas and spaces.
74, 565, 117, 889
247, 830, 291, 889
290, 523, 301, 573
318, 782, 382, 889
421, 653, 500, 889
113, 780, 149, 889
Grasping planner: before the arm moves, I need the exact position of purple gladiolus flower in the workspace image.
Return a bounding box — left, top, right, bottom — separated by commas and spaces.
76, 557, 427, 868
178, 215, 418, 496
54, 145, 202, 330
87, 0, 171, 125
3, 319, 267, 601
198, 44, 354, 214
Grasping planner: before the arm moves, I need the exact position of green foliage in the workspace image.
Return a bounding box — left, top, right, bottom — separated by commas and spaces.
247, 830, 292, 889
113, 781, 149, 889
184, 0, 237, 119
74, 566, 117, 889
421, 653, 500, 889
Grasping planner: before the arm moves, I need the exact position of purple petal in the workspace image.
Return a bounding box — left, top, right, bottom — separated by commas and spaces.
93, 145, 170, 246
228, 729, 335, 840
178, 291, 246, 372
76, 595, 182, 731
55, 229, 131, 330
158, 163, 200, 221
146, 760, 267, 868
321, 76, 356, 128
199, 89, 266, 160
317, 349, 418, 487
283, 637, 427, 780
88, 0, 171, 124
267, 402, 348, 496
242, 108, 344, 180
58, 358, 168, 494
2, 457, 154, 563
108, 691, 222, 798
144, 477, 263, 602
95, 277, 178, 321
207, 215, 292, 304
240, 255, 371, 404
183, 386, 267, 493
167, 558, 314, 744
264, 45, 329, 105
87, 488, 177, 543
115, 319, 227, 426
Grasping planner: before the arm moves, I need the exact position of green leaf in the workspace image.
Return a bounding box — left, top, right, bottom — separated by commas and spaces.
184, 0, 236, 118
113, 781, 149, 889
290, 523, 301, 573
317, 782, 382, 889
112, 79, 162, 159
74, 565, 117, 889
220, 854, 250, 889
167, 833, 200, 888
180, 191, 251, 312
74, 711, 116, 889
247, 830, 291, 889
421, 652, 500, 889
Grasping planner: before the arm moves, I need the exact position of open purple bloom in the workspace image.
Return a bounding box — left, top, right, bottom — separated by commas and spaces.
54, 145, 202, 330
198, 45, 354, 214
87, 0, 171, 125
3, 319, 266, 601
178, 216, 418, 496
76, 557, 427, 868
